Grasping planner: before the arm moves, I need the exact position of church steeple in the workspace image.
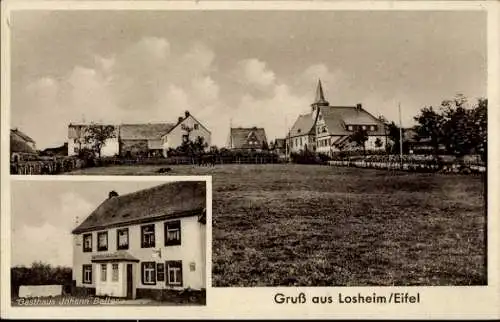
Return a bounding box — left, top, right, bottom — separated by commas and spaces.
315, 79, 329, 105
311, 79, 329, 115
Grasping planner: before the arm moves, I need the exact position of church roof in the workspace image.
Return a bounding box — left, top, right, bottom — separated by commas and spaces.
319, 106, 386, 136
228, 127, 268, 149
289, 114, 315, 138
72, 181, 206, 234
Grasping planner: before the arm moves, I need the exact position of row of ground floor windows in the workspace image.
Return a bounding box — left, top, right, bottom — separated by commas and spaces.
82, 261, 184, 286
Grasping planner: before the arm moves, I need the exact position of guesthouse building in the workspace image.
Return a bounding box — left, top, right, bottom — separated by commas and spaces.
226, 127, 269, 151
71, 181, 207, 300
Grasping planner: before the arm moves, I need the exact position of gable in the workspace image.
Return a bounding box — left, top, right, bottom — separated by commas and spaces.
289, 114, 315, 138
230, 127, 268, 149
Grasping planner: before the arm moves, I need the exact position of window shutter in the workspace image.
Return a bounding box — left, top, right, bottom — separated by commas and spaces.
141, 262, 145, 285
177, 261, 183, 287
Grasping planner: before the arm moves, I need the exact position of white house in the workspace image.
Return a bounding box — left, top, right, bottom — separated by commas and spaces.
161, 111, 211, 156
288, 80, 387, 156
71, 181, 207, 300
67, 111, 211, 158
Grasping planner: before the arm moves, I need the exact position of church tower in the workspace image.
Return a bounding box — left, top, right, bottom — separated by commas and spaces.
311, 79, 329, 118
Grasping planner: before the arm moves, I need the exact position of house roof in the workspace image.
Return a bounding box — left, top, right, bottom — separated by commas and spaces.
10, 130, 37, 154
320, 106, 386, 136
289, 114, 315, 138
91, 251, 139, 263
229, 127, 268, 149
68, 124, 116, 139
11, 129, 35, 144
119, 123, 175, 140
72, 181, 206, 234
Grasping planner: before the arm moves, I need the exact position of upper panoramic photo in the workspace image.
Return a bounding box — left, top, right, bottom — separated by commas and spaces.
9, 10, 487, 287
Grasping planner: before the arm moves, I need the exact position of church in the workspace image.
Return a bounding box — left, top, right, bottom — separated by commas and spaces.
287, 81, 388, 156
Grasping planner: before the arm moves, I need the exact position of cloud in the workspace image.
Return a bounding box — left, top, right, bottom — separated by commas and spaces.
12, 191, 94, 267
237, 58, 276, 88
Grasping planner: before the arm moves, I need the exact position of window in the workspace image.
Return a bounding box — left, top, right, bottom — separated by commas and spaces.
83, 234, 92, 252
348, 125, 353, 131
117, 228, 129, 250
182, 134, 189, 143
164, 220, 181, 246
97, 232, 108, 251
141, 262, 156, 285
362, 125, 367, 130
189, 262, 196, 272
74, 147, 79, 153
82, 265, 92, 284
141, 224, 155, 248
100, 264, 107, 282
371, 125, 377, 131
193, 124, 199, 130
166, 261, 183, 286
300, 137, 303, 146
157, 263, 165, 282
322, 126, 327, 133
112, 264, 119, 282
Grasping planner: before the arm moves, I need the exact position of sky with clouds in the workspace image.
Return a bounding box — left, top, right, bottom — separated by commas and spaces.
11, 180, 175, 267
10, 10, 486, 149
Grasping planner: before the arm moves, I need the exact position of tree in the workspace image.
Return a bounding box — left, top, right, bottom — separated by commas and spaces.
82, 124, 116, 158
472, 98, 487, 162
440, 95, 476, 157
261, 140, 269, 151
349, 127, 368, 156
413, 106, 445, 156
374, 137, 383, 149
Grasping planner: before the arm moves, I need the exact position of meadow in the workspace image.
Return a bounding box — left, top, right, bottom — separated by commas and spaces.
69, 164, 487, 286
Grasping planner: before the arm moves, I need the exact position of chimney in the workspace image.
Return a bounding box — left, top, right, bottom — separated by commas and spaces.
108, 190, 119, 199
356, 103, 362, 110
184, 111, 190, 118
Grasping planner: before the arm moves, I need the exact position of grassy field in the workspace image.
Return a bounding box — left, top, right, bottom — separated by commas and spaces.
68, 164, 487, 286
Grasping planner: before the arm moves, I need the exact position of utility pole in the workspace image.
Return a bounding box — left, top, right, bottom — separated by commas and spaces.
398, 102, 403, 169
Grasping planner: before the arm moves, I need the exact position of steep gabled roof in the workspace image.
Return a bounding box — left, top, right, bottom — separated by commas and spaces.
72, 181, 206, 234
11, 129, 35, 144
229, 127, 268, 149
10, 130, 37, 154
289, 114, 315, 138
120, 123, 175, 140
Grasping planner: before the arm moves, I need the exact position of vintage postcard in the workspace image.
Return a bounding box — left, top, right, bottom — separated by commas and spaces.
1, 0, 499, 319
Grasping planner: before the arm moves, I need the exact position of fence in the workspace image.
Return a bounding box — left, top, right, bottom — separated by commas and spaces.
10, 158, 88, 175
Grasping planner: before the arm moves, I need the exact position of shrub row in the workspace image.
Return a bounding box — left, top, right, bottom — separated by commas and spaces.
328, 159, 486, 174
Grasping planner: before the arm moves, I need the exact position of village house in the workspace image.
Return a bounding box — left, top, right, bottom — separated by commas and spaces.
288, 80, 387, 156
67, 111, 211, 158
226, 127, 269, 151
10, 128, 38, 162
71, 181, 207, 300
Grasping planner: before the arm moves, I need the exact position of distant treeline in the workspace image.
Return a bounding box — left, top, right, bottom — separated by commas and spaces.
11, 262, 72, 297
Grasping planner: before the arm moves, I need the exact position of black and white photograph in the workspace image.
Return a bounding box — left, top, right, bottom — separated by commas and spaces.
10, 178, 208, 306
1, 0, 499, 319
